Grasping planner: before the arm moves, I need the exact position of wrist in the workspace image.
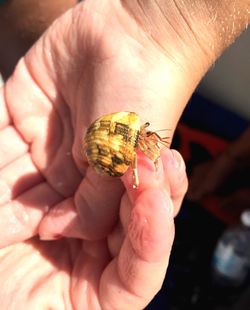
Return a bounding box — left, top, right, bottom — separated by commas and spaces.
103, 1, 211, 131
122, 0, 250, 70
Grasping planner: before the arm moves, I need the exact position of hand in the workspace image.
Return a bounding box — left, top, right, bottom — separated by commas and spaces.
0, 2, 189, 308
0, 1, 247, 308
0, 146, 187, 309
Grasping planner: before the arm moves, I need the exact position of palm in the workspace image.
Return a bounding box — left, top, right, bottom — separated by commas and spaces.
0, 2, 187, 309
0, 154, 181, 309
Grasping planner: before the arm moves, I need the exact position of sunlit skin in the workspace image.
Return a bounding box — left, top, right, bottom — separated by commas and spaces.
0, 2, 189, 308
0, 0, 249, 309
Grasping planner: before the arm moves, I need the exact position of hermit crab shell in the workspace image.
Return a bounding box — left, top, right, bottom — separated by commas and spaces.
84, 112, 140, 177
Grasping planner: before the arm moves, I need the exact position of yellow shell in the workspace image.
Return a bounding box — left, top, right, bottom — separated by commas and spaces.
84, 112, 140, 177
84, 111, 169, 187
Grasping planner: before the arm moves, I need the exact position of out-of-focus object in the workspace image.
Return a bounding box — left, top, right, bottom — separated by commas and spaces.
0, 0, 77, 78
212, 209, 250, 287
198, 28, 250, 120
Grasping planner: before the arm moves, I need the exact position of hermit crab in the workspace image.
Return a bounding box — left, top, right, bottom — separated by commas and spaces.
84, 112, 170, 188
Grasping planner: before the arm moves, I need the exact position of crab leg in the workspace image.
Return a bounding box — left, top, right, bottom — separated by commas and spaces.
132, 154, 139, 189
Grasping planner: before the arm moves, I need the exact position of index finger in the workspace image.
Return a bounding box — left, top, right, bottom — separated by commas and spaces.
122, 148, 188, 216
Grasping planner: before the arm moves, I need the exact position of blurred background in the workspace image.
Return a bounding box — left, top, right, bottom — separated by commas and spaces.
0, 1, 249, 309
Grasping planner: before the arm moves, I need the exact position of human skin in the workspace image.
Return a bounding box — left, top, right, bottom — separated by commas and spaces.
0, 0, 249, 309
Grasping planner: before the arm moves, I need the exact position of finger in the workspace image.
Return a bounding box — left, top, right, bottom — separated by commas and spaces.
0, 87, 11, 129
122, 148, 187, 216
6, 60, 82, 197
0, 153, 43, 205
40, 150, 160, 242
0, 182, 62, 248
108, 151, 169, 258
70, 239, 110, 310
107, 221, 125, 258
161, 149, 188, 216
121, 151, 167, 204
39, 168, 124, 240
38, 197, 84, 240
99, 188, 175, 310
107, 148, 187, 265
0, 126, 28, 169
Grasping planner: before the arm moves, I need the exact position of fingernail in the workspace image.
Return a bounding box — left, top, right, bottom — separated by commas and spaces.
170, 150, 184, 170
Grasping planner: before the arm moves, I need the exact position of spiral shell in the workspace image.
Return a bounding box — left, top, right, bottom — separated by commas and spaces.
84, 112, 140, 177
84, 111, 169, 187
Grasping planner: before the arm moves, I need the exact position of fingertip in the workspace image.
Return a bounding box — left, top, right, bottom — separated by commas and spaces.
161, 148, 186, 177
121, 151, 165, 201
121, 148, 188, 217
159, 148, 188, 216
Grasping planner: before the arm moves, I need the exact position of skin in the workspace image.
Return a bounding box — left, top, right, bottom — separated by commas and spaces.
0, 0, 249, 309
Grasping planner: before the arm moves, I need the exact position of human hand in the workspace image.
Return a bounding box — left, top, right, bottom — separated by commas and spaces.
0, 145, 187, 309
0, 0, 248, 308
0, 2, 189, 308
